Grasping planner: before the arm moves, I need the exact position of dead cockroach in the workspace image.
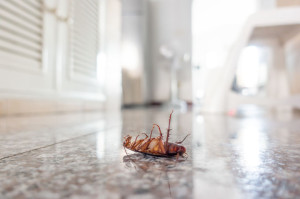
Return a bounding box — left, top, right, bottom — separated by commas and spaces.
123, 111, 190, 159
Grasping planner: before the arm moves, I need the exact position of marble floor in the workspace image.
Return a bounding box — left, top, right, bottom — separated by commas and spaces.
0, 108, 300, 199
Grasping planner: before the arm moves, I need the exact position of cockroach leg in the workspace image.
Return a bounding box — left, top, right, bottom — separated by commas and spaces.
150, 124, 163, 139
175, 134, 191, 144
123, 146, 128, 155
136, 132, 154, 151
176, 153, 179, 162
141, 132, 148, 138
132, 132, 147, 145
153, 124, 163, 137
137, 127, 156, 151
133, 134, 140, 143
131, 134, 142, 148
149, 125, 155, 139
139, 124, 163, 152
165, 110, 174, 152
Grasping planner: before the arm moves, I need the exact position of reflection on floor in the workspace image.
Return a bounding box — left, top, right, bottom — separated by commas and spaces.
0, 108, 300, 199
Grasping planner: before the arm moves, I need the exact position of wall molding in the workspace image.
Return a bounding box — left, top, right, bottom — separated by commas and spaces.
0, 97, 104, 116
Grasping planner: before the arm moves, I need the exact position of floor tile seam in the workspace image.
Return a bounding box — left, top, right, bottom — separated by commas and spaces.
0, 123, 122, 162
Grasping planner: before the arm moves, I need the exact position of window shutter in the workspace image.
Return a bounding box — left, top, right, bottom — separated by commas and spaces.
70, 0, 99, 80
0, 0, 43, 71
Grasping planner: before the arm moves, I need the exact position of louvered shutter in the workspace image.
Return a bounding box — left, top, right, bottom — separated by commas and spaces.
70, 0, 99, 80
0, 0, 43, 71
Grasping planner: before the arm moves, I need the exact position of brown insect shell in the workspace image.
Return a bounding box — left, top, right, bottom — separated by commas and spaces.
166, 143, 186, 156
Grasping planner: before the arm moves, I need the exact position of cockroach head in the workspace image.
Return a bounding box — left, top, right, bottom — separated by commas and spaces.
178, 146, 186, 156
123, 135, 132, 145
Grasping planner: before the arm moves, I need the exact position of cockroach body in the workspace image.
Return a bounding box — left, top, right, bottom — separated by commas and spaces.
123, 111, 189, 158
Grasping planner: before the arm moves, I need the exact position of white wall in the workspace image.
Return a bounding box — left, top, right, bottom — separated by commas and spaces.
285, 33, 300, 95
121, 0, 149, 105
121, 0, 192, 105
147, 0, 192, 102
103, 0, 122, 110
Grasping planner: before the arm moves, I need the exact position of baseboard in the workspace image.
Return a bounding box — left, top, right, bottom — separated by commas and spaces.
0, 98, 104, 116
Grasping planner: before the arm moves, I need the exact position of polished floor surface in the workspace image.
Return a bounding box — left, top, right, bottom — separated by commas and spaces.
0, 108, 300, 199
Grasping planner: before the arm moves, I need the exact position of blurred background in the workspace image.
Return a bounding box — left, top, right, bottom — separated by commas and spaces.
0, 0, 300, 115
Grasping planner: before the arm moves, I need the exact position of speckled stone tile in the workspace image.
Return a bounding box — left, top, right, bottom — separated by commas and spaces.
0, 108, 300, 199
0, 112, 122, 159
0, 126, 194, 199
